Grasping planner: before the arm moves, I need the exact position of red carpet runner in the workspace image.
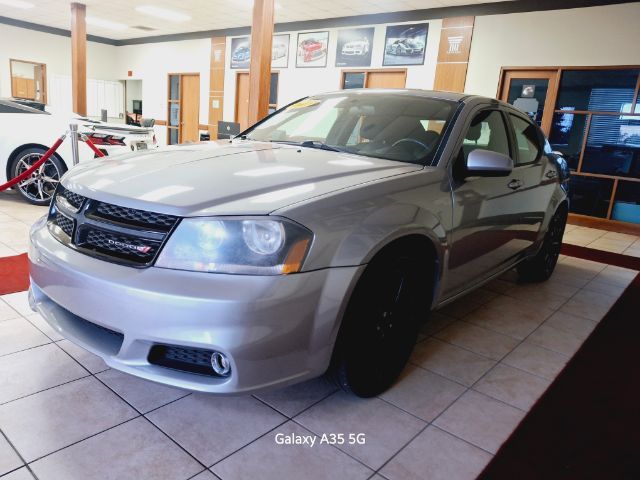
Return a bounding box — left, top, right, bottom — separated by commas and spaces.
0, 253, 30, 296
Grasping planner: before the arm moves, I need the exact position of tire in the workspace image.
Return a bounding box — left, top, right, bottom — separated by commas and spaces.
517, 206, 567, 282
9, 147, 67, 206
328, 246, 430, 397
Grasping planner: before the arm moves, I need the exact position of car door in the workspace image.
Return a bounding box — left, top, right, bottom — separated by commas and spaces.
443, 107, 528, 297
506, 111, 557, 246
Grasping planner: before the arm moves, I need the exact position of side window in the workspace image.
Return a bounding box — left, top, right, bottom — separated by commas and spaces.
510, 114, 542, 165
460, 110, 510, 162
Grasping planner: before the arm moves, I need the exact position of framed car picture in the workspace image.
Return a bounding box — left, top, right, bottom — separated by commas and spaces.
383, 23, 429, 66
272, 34, 290, 68
230, 36, 251, 69
296, 31, 329, 68
335, 27, 374, 68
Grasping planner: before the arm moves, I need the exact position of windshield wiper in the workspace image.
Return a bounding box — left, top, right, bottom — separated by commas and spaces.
269, 140, 346, 153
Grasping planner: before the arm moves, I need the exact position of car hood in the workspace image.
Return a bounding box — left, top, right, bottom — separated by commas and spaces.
62, 140, 423, 216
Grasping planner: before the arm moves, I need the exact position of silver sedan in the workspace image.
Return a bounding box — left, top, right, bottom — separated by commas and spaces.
29, 90, 569, 397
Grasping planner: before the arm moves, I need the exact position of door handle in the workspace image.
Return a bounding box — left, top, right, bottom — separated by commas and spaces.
545, 170, 557, 179
508, 179, 523, 190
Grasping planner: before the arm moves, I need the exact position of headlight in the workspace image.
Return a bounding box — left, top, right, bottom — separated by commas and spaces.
155, 217, 312, 275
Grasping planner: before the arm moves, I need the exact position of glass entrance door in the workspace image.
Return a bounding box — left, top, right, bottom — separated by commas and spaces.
499, 70, 559, 135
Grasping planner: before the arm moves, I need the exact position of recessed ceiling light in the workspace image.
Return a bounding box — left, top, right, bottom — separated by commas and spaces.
86, 16, 128, 30
0, 0, 34, 9
135, 5, 191, 22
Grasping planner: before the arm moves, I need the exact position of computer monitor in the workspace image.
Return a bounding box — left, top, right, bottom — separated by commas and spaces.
217, 121, 241, 140
132, 100, 142, 115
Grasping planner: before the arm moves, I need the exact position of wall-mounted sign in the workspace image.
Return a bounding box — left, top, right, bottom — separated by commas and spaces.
383, 23, 428, 66
335, 27, 374, 68
272, 34, 290, 69
230, 36, 251, 69
296, 31, 329, 68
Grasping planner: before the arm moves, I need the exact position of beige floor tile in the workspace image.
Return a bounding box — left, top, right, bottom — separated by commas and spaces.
560, 290, 618, 322
380, 365, 465, 422
587, 238, 633, 254
435, 321, 519, 360
544, 311, 597, 338
583, 279, 628, 297
296, 391, 425, 470
0, 467, 35, 480
192, 471, 219, 480
380, 426, 492, 480
474, 364, 551, 411
527, 324, 585, 357
96, 369, 190, 414
147, 393, 285, 466
462, 296, 552, 340
434, 390, 524, 454
505, 282, 576, 310
0, 300, 20, 322
0, 433, 22, 476
600, 231, 638, 242
593, 265, 637, 288
213, 421, 372, 480
0, 292, 32, 318
0, 377, 138, 462
0, 344, 87, 404
483, 277, 516, 295
502, 341, 568, 380
30, 417, 202, 480
0, 318, 51, 356
419, 311, 456, 337
56, 339, 109, 374
0, 243, 18, 257
23, 313, 64, 342
255, 377, 337, 418
556, 257, 606, 277
623, 245, 640, 258
411, 338, 495, 387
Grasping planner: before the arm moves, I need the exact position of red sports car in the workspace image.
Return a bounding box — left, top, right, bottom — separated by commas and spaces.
299, 39, 326, 63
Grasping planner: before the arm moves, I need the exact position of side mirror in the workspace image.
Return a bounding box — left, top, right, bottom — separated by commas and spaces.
465, 149, 513, 177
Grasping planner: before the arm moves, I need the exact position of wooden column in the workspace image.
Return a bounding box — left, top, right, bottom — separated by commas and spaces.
247, 0, 274, 125
208, 36, 226, 138
70, 2, 87, 115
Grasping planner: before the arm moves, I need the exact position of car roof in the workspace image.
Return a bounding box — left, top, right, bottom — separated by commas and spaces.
0, 98, 48, 114
313, 88, 474, 103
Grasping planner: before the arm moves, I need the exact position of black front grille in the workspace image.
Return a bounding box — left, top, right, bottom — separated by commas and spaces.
93, 202, 177, 230
61, 189, 84, 210
48, 185, 179, 267
55, 213, 74, 237
148, 345, 218, 377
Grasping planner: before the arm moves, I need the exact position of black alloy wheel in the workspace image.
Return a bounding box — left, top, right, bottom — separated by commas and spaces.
518, 207, 567, 282
330, 247, 429, 397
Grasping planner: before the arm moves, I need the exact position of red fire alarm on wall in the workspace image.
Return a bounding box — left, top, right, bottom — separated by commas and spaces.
127, 70, 133, 77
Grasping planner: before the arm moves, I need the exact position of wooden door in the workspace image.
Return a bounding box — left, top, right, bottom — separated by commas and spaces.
498, 69, 559, 135
235, 72, 251, 131
180, 74, 200, 143
366, 70, 407, 89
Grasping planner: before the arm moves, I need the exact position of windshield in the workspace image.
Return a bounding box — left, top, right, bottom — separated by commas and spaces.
243, 93, 455, 164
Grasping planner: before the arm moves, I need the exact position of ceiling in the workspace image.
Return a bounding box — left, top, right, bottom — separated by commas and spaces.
1, 0, 515, 41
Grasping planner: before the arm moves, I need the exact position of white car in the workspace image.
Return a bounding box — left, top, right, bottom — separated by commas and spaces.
342, 38, 370, 56
0, 99, 156, 205
272, 42, 287, 60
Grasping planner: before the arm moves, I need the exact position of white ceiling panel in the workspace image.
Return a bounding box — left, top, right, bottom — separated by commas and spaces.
0, 0, 516, 40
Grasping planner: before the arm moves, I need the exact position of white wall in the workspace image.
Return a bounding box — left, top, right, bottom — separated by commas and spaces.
115, 39, 211, 145
223, 20, 442, 122
0, 23, 118, 99
466, 3, 640, 97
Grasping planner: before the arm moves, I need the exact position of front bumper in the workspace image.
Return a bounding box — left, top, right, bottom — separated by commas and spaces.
28, 217, 363, 394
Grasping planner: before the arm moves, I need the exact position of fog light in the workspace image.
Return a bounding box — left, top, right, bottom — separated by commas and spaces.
211, 352, 231, 376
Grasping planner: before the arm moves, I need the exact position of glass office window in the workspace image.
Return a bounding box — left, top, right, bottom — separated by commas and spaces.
611, 181, 640, 224
343, 72, 365, 89
549, 112, 588, 170
168, 128, 178, 145
169, 75, 180, 101
581, 115, 640, 178
568, 175, 614, 219
556, 69, 639, 112
269, 73, 278, 106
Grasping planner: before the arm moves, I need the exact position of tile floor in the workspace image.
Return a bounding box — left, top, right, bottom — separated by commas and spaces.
0, 189, 638, 480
